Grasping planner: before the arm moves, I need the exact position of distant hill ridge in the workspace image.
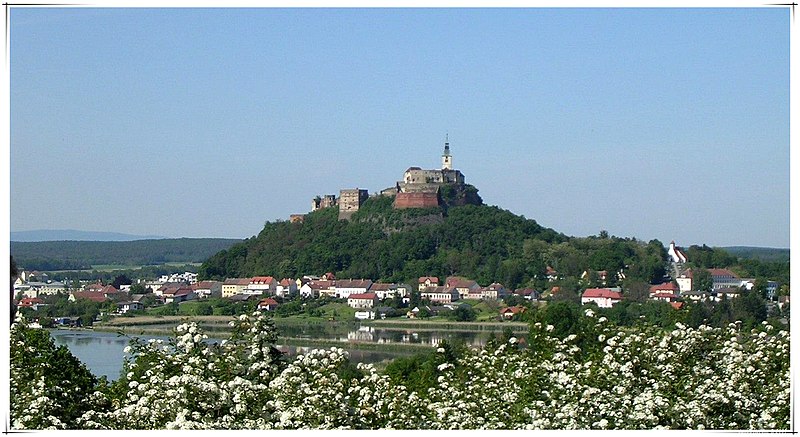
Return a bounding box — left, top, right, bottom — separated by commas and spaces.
718, 246, 790, 262
11, 238, 243, 271
11, 229, 166, 242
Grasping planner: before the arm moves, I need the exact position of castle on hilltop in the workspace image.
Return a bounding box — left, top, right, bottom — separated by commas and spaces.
392, 136, 465, 209
307, 137, 469, 220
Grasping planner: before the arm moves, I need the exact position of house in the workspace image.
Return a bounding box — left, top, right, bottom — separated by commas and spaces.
192, 281, 222, 299
162, 287, 196, 304
246, 276, 278, 295
322, 272, 336, 281
35, 281, 66, 296
276, 278, 298, 297
670, 302, 685, 310
649, 282, 679, 296
143, 280, 165, 294
300, 280, 336, 298
480, 283, 508, 300
500, 305, 526, 320
513, 288, 540, 300
651, 292, 679, 303
676, 269, 693, 293
257, 298, 279, 311
70, 291, 110, 303
446, 277, 480, 299
156, 283, 184, 298
713, 287, 742, 301
18, 297, 44, 310
222, 278, 251, 298
117, 301, 144, 314
347, 293, 378, 309
418, 276, 439, 291
709, 268, 741, 290
335, 279, 373, 299
581, 288, 623, 308
421, 286, 460, 304
370, 283, 401, 300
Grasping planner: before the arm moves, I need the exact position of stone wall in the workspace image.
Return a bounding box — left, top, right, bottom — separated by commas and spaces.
393, 192, 440, 209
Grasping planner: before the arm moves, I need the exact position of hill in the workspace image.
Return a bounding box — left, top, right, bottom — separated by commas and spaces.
11, 238, 243, 271
198, 195, 675, 291
719, 246, 790, 262
11, 229, 166, 242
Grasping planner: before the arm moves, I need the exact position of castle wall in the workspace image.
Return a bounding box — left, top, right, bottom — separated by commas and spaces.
394, 192, 440, 209
339, 189, 368, 212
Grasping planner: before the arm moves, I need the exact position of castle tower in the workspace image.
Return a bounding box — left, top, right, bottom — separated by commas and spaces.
442, 134, 452, 170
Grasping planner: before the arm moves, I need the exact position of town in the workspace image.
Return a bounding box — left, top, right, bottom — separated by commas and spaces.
11, 141, 789, 328
12, 236, 788, 329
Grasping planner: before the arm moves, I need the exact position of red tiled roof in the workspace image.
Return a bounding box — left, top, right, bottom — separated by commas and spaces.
370, 283, 396, 291
650, 282, 679, 293
501, 306, 526, 314
652, 292, 678, 299
19, 297, 44, 306
224, 278, 251, 286
308, 280, 335, 290
419, 276, 439, 284
259, 298, 279, 306
336, 279, 373, 289
72, 291, 109, 303
708, 268, 739, 278
280, 278, 292, 286
670, 302, 685, 310
251, 276, 275, 284
582, 288, 623, 299
348, 293, 377, 300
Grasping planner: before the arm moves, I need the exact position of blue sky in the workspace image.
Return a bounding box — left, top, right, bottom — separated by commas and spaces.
9, 7, 791, 248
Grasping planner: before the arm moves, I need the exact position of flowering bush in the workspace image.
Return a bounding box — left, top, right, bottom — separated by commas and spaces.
9, 311, 791, 430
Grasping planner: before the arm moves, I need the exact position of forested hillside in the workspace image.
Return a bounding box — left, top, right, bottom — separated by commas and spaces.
11, 238, 242, 270
200, 196, 670, 290
200, 195, 790, 291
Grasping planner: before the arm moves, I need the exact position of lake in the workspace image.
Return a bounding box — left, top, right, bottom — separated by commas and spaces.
49, 323, 522, 380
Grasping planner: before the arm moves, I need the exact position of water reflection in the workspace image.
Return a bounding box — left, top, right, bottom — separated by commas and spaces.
48, 323, 526, 381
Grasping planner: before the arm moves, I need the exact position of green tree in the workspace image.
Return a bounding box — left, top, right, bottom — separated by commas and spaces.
10, 320, 100, 428
693, 269, 712, 293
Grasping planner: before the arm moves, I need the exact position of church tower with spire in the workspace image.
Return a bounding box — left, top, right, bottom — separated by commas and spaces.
442, 134, 452, 170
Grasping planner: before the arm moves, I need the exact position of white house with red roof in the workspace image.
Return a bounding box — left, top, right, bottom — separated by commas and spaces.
421, 286, 460, 304
581, 288, 623, 308
192, 281, 222, 299
649, 282, 679, 296
246, 276, 277, 295
418, 276, 439, 291
446, 277, 480, 299
276, 278, 298, 297
370, 282, 405, 300
335, 279, 373, 299
347, 292, 378, 309
300, 280, 336, 298
257, 298, 280, 311
709, 268, 741, 290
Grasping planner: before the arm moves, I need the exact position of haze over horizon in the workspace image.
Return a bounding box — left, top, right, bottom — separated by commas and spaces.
9, 7, 791, 249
